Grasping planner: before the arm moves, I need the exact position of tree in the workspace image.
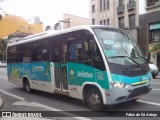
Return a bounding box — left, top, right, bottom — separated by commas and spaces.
149, 43, 160, 53
0, 39, 8, 61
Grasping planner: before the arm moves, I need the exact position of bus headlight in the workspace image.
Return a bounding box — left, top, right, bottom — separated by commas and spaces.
112, 82, 128, 89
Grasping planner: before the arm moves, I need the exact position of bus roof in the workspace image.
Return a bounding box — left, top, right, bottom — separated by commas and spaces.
7, 25, 114, 47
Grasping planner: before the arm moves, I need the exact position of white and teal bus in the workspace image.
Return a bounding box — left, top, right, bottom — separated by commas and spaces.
7, 25, 152, 111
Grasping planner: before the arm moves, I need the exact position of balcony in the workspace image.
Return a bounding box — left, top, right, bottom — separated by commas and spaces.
146, 1, 160, 9
117, 5, 125, 13
127, 1, 136, 10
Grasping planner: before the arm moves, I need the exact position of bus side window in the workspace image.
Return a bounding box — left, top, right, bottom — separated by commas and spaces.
23, 43, 32, 62
7, 47, 17, 63
83, 34, 95, 66
94, 45, 106, 71
84, 34, 106, 71
32, 40, 49, 62
52, 46, 59, 62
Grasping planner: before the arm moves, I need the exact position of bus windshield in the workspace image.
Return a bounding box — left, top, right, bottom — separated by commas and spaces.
93, 28, 146, 66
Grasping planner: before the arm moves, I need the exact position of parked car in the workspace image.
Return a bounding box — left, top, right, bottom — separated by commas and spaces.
148, 63, 158, 79
0, 61, 7, 67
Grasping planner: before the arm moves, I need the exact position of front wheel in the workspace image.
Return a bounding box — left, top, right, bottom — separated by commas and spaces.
152, 74, 156, 79
86, 87, 104, 111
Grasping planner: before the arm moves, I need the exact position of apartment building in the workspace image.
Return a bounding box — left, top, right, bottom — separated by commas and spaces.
139, 0, 160, 69
89, 0, 139, 40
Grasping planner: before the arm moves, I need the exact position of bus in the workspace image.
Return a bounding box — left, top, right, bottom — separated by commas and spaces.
7, 25, 152, 111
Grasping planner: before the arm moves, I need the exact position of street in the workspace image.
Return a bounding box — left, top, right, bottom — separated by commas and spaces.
0, 67, 160, 120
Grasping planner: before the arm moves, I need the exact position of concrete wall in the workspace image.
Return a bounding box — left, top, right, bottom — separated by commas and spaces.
63, 13, 89, 29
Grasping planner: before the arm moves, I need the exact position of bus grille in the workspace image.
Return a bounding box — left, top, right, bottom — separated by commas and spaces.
126, 86, 149, 100
122, 68, 148, 77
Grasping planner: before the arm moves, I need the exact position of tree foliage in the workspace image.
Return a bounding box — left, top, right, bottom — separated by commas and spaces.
149, 43, 160, 53
0, 39, 8, 61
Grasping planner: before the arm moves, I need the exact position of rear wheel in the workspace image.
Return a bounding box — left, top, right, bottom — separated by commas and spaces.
24, 80, 32, 93
86, 87, 104, 111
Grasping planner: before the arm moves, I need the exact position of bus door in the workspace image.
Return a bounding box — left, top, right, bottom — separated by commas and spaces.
53, 42, 69, 94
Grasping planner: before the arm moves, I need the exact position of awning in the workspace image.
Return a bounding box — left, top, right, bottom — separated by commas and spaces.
150, 23, 160, 30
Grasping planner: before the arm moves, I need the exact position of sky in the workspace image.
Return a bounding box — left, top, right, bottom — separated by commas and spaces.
4, 0, 89, 25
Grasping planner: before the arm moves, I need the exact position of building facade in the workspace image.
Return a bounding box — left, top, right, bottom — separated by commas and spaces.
139, 0, 160, 69
63, 13, 89, 29
44, 13, 89, 31
89, 0, 139, 40
0, 0, 43, 39
0, 14, 43, 39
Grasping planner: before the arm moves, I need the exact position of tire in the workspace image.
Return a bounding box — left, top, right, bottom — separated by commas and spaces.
86, 87, 104, 111
24, 80, 32, 93
152, 75, 156, 79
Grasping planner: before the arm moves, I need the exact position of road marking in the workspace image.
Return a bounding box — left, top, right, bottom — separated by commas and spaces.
152, 82, 160, 85
12, 101, 91, 120
0, 76, 8, 79
138, 100, 160, 106
3, 77, 8, 79
152, 89, 160, 91
0, 89, 91, 120
0, 89, 25, 101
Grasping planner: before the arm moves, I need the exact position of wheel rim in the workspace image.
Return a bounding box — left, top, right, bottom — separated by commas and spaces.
89, 93, 100, 105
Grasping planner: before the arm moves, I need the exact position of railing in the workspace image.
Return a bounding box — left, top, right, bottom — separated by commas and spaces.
147, 1, 160, 7
127, 1, 136, 10
117, 4, 125, 13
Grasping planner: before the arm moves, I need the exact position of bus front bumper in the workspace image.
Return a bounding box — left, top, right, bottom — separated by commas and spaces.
105, 81, 152, 105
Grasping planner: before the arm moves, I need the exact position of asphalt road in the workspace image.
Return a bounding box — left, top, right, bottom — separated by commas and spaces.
0, 67, 160, 120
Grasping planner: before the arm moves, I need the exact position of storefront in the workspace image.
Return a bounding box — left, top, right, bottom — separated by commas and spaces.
139, 11, 160, 70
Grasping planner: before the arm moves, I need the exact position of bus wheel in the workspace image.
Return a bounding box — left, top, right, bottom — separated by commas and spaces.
86, 87, 104, 111
24, 80, 32, 93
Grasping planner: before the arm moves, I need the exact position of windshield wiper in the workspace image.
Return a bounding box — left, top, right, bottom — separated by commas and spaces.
132, 56, 147, 64
108, 55, 140, 68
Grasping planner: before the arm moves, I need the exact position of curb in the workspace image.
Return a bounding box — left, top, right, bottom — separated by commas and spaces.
0, 95, 3, 109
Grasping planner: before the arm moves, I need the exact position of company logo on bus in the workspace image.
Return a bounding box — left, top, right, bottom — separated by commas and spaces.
70, 69, 75, 78
32, 66, 44, 72
77, 71, 93, 78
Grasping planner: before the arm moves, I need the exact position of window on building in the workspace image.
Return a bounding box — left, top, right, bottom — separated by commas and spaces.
107, 19, 110, 25
104, 0, 106, 11
100, 21, 102, 25
103, 20, 106, 25
151, 29, 160, 43
118, 17, 124, 29
119, 0, 124, 5
100, 0, 102, 12
147, 0, 160, 7
92, 5, 95, 13
107, 0, 109, 10
129, 14, 135, 29
92, 19, 95, 25
129, 0, 134, 2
